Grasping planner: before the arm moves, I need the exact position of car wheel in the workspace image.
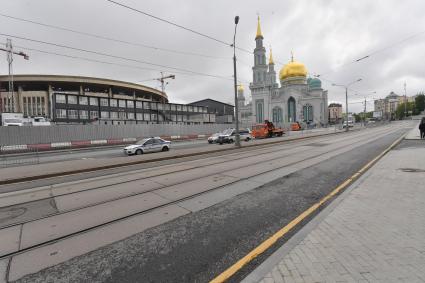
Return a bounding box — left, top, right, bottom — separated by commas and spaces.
245, 137, 250, 141
229, 139, 234, 143
135, 149, 143, 155
162, 146, 169, 152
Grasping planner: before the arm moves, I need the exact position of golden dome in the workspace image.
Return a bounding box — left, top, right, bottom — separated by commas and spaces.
238, 84, 244, 91
279, 56, 308, 81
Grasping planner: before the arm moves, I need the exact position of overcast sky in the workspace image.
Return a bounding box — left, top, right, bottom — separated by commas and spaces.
1, 0, 424, 112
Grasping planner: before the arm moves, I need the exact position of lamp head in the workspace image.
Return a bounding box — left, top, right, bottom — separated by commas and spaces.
235, 16, 239, 24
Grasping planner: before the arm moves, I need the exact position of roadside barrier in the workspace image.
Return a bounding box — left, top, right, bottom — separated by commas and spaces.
0, 134, 213, 154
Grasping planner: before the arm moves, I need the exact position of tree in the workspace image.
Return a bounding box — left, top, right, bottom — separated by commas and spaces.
396, 102, 419, 120
415, 93, 425, 113
353, 113, 361, 122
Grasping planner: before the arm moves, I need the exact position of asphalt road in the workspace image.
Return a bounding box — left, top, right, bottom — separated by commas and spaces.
1, 121, 412, 283
0, 139, 210, 167
0, 125, 353, 168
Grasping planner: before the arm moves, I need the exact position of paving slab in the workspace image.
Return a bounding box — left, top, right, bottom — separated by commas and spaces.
54, 179, 163, 211
243, 144, 425, 283
0, 258, 8, 283
154, 174, 239, 201
0, 186, 53, 208
0, 198, 57, 228
8, 204, 189, 282
177, 179, 261, 212
405, 122, 422, 140
20, 191, 169, 250
0, 225, 21, 257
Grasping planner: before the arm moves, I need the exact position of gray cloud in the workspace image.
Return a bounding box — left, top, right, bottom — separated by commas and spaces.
1, 0, 424, 113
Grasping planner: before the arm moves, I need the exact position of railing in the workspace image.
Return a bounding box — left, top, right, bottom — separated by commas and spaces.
0, 146, 40, 168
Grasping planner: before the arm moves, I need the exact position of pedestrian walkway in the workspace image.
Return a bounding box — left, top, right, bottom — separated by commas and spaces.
243, 139, 425, 283
405, 122, 422, 140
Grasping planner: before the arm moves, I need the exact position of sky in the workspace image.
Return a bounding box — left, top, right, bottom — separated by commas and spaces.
0, 0, 424, 113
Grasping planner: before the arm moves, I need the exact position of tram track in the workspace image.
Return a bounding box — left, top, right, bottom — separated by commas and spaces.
0, 125, 395, 219
0, 124, 407, 264
0, 125, 388, 205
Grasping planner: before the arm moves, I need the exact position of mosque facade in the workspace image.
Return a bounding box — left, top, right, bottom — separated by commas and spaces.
238, 18, 328, 127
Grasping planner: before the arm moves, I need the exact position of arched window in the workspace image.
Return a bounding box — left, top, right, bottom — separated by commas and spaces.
256, 101, 264, 123
272, 107, 283, 123
288, 97, 296, 122
303, 104, 313, 122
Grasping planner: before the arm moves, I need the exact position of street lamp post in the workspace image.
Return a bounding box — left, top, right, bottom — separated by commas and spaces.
354, 91, 376, 127
233, 16, 241, 147
333, 78, 362, 132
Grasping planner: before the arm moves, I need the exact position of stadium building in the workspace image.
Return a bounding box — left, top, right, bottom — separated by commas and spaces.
0, 74, 216, 124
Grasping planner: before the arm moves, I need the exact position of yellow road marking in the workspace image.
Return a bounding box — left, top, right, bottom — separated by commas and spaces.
210, 132, 406, 283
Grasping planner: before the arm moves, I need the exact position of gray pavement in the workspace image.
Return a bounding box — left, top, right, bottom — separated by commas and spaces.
0, 122, 412, 283
243, 138, 425, 283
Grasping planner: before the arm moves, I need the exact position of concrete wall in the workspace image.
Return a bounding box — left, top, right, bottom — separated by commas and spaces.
0, 124, 246, 146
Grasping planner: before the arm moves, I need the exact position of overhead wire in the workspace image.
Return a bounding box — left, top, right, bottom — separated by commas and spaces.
0, 13, 229, 60
0, 40, 253, 86
105, 0, 231, 47
316, 29, 425, 77
104, 0, 259, 57
0, 42, 195, 77
0, 32, 235, 81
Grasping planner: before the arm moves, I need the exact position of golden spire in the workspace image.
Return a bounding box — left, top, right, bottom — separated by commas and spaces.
269, 46, 274, 65
291, 51, 294, 62
255, 16, 263, 39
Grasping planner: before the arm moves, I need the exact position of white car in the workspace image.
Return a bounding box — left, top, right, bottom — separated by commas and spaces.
343, 121, 354, 128
124, 137, 171, 155
217, 128, 252, 144
208, 132, 221, 144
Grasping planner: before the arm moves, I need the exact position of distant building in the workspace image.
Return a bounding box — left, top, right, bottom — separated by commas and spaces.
188, 98, 234, 124
237, 84, 253, 126
373, 91, 416, 120
328, 103, 343, 124
0, 74, 216, 125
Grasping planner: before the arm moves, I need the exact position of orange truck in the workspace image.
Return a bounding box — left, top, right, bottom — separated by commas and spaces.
290, 122, 303, 131
252, 120, 284, 139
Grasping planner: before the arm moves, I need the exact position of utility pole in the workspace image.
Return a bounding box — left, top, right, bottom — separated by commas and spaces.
0, 39, 29, 113
332, 78, 362, 132
404, 82, 407, 119
233, 16, 241, 147
155, 72, 175, 123
363, 96, 367, 126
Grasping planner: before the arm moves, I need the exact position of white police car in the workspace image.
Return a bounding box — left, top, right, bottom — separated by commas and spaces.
124, 137, 171, 155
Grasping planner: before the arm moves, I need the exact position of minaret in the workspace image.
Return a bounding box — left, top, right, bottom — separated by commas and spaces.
252, 16, 267, 86
268, 47, 276, 85
237, 84, 245, 108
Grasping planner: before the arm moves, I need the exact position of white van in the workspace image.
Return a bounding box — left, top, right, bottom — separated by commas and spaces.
1, 113, 24, 126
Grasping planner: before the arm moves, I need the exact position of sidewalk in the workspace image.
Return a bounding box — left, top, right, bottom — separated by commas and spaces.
243, 139, 425, 282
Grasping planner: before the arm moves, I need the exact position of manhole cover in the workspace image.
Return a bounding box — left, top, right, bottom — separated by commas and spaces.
399, 168, 425, 173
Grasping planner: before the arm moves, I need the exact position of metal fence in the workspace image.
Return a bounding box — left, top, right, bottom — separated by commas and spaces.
0, 124, 245, 146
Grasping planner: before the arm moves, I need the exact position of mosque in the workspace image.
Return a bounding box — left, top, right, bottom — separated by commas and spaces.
238, 17, 328, 127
